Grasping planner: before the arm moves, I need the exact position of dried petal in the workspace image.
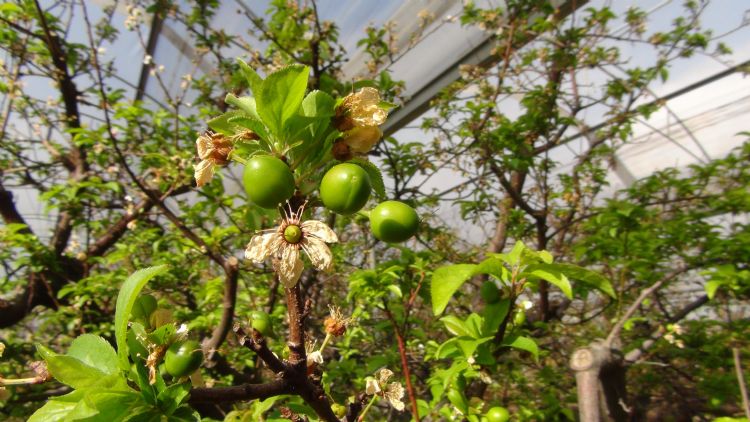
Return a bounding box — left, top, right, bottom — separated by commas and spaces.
302, 220, 338, 243
245, 232, 278, 263
194, 159, 215, 187
276, 246, 303, 287
376, 368, 394, 384
385, 382, 405, 411
307, 351, 323, 366
365, 377, 381, 395
303, 237, 333, 272
195, 134, 212, 160
343, 126, 382, 154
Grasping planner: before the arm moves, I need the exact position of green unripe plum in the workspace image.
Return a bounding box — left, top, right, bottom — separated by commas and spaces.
242, 155, 295, 209
480, 281, 501, 303
319, 163, 371, 215
369, 201, 419, 243
513, 310, 526, 326
250, 310, 273, 337
486, 406, 510, 422
164, 340, 202, 378
131, 294, 157, 321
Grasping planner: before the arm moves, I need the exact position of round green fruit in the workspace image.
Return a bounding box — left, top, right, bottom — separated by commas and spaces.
369, 201, 419, 243
486, 406, 510, 422
131, 294, 157, 321
319, 163, 371, 215
480, 281, 501, 304
242, 155, 295, 209
513, 310, 526, 326
250, 310, 273, 337
164, 340, 202, 378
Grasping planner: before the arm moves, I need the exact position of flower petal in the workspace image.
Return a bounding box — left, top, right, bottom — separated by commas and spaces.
343, 126, 382, 153
302, 220, 338, 243
245, 232, 278, 263
194, 159, 215, 187
385, 381, 405, 411
195, 134, 212, 160
276, 245, 303, 287
376, 368, 394, 384
302, 237, 333, 272
307, 351, 323, 366
365, 377, 381, 395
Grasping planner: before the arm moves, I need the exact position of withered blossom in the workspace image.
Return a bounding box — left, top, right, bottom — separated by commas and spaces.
365, 368, 405, 411
194, 132, 233, 187
245, 204, 338, 287
324, 305, 354, 337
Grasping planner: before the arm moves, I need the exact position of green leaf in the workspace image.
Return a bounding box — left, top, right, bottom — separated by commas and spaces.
115, 265, 169, 370
440, 315, 470, 337
157, 382, 191, 415
482, 299, 510, 336
224, 94, 261, 121
300, 90, 335, 117
237, 59, 263, 96
503, 335, 539, 361
705, 279, 723, 299
431, 264, 477, 315
207, 110, 245, 135
37, 345, 111, 389
474, 257, 509, 283
505, 241, 526, 265
28, 390, 87, 422
350, 158, 386, 199
67, 334, 119, 375
546, 263, 616, 299
523, 264, 573, 299
257, 65, 309, 138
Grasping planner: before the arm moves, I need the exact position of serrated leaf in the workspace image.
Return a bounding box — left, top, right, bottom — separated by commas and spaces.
207, 110, 245, 135
431, 264, 477, 316
67, 334, 118, 375
115, 265, 169, 370
257, 65, 309, 138
28, 390, 87, 422
224, 94, 260, 120
237, 59, 263, 96
350, 158, 386, 199
503, 335, 539, 361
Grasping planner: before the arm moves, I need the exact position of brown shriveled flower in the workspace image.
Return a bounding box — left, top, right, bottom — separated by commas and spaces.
194, 132, 233, 187
324, 305, 355, 337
